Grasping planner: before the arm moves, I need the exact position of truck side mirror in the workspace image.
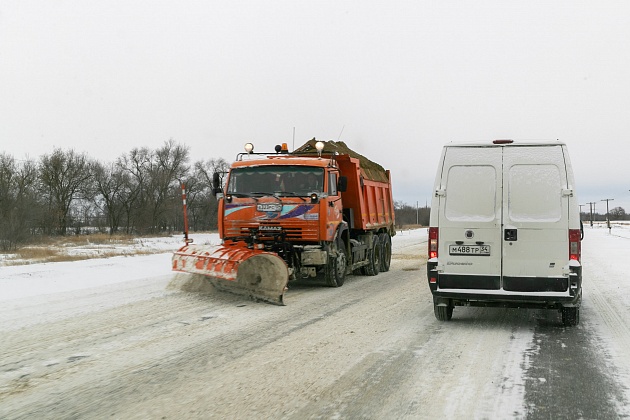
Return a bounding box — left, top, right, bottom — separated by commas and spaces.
338, 176, 348, 193
212, 172, 222, 197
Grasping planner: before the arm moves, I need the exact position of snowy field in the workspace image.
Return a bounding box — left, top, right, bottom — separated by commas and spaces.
0, 234, 219, 302
0, 229, 427, 302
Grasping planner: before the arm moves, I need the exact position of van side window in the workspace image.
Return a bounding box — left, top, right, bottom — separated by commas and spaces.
508, 164, 562, 222
445, 165, 497, 222
328, 172, 338, 196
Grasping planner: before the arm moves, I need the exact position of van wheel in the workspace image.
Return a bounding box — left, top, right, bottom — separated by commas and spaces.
434, 304, 453, 321
364, 238, 381, 276
379, 233, 392, 272
561, 307, 580, 326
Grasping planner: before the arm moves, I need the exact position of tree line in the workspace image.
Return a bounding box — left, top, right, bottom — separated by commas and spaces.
0, 140, 426, 251
394, 201, 430, 228
581, 208, 627, 222
7, 138, 521, 252
3, 139, 627, 251
0, 140, 229, 251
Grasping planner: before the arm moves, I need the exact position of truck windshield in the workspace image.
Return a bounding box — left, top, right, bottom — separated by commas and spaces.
227, 166, 324, 196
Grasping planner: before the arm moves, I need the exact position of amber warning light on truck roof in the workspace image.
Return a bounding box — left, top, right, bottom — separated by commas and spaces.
274, 143, 290, 153
493, 139, 514, 144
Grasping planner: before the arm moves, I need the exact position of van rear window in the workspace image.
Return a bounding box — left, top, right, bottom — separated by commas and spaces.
508, 164, 562, 222
445, 165, 497, 222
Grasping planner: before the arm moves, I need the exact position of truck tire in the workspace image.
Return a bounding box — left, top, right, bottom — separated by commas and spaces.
561, 307, 579, 326
325, 238, 347, 287
364, 238, 381, 276
379, 233, 391, 272
434, 303, 453, 321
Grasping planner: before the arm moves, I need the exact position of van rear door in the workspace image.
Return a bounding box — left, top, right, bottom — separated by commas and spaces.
501, 145, 571, 292
437, 146, 503, 290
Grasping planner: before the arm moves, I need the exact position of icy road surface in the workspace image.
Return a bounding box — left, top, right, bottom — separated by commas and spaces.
1, 226, 630, 419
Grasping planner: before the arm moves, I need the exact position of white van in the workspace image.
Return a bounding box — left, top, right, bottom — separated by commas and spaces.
427, 140, 583, 326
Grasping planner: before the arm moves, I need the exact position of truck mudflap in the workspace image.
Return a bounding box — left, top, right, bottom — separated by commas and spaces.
172, 243, 289, 305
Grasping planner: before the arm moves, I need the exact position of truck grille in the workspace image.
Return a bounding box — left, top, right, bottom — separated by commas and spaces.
226, 223, 319, 241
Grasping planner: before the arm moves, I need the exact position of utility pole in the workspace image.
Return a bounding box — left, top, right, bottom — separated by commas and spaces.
579, 204, 585, 221
602, 198, 614, 233
416, 201, 419, 225
587, 202, 596, 227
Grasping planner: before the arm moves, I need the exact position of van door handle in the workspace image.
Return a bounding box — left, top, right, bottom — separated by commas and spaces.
504, 229, 518, 241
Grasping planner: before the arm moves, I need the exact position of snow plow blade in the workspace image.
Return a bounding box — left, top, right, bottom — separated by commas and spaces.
172, 244, 289, 305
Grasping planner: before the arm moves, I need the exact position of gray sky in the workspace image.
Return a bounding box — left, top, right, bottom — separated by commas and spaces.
1, 1, 629, 214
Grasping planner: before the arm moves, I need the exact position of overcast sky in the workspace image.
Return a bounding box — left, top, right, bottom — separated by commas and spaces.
1, 1, 629, 214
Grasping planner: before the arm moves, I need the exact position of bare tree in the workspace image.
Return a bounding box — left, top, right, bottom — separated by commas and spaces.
145, 140, 189, 233
194, 157, 230, 187
0, 154, 38, 249
609, 206, 627, 221
93, 161, 132, 234
39, 149, 93, 235
188, 157, 229, 230
117, 147, 151, 234
394, 200, 430, 228
116, 140, 189, 234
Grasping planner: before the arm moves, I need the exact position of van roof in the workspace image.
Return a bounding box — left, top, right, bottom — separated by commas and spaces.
445, 140, 567, 147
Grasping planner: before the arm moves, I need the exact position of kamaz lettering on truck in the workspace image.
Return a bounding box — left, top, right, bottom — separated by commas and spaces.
427, 140, 583, 326
172, 139, 395, 305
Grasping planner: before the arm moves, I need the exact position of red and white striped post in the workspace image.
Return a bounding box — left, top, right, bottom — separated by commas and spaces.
181, 184, 192, 244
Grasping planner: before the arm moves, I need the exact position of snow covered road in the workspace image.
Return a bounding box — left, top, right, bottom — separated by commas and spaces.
1, 227, 629, 418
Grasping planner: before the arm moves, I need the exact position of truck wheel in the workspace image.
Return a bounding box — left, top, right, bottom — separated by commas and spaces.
325, 238, 347, 287
561, 307, 580, 326
379, 233, 391, 272
364, 238, 381, 276
434, 303, 453, 321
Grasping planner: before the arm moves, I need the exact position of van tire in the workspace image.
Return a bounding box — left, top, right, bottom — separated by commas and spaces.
434, 304, 453, 321
561, 307, 580, 326
364, 238, 381, 276
379, 233, 392, 272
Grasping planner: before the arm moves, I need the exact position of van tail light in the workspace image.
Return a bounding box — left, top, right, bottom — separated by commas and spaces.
569, 229, 581, 261
429, 227, 439, 259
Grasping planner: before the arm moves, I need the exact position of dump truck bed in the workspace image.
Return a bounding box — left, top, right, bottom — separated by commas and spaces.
336, 153, 395, 232
293, 139, 395, 233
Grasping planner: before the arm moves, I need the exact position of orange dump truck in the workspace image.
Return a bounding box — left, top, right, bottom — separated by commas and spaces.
172, 139, 395, 304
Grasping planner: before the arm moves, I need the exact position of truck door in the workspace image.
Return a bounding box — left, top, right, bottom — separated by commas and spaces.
501, 145, 571, 292
437, 147, 503, 290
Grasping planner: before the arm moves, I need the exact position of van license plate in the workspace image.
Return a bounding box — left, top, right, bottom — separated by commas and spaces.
449, 245, 491, 256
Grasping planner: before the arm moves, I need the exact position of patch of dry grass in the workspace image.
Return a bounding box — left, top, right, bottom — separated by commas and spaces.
6, 248, 91, 265
4, 247, 165, 266
1, 234, 168, 267
53, 233, 139, 247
